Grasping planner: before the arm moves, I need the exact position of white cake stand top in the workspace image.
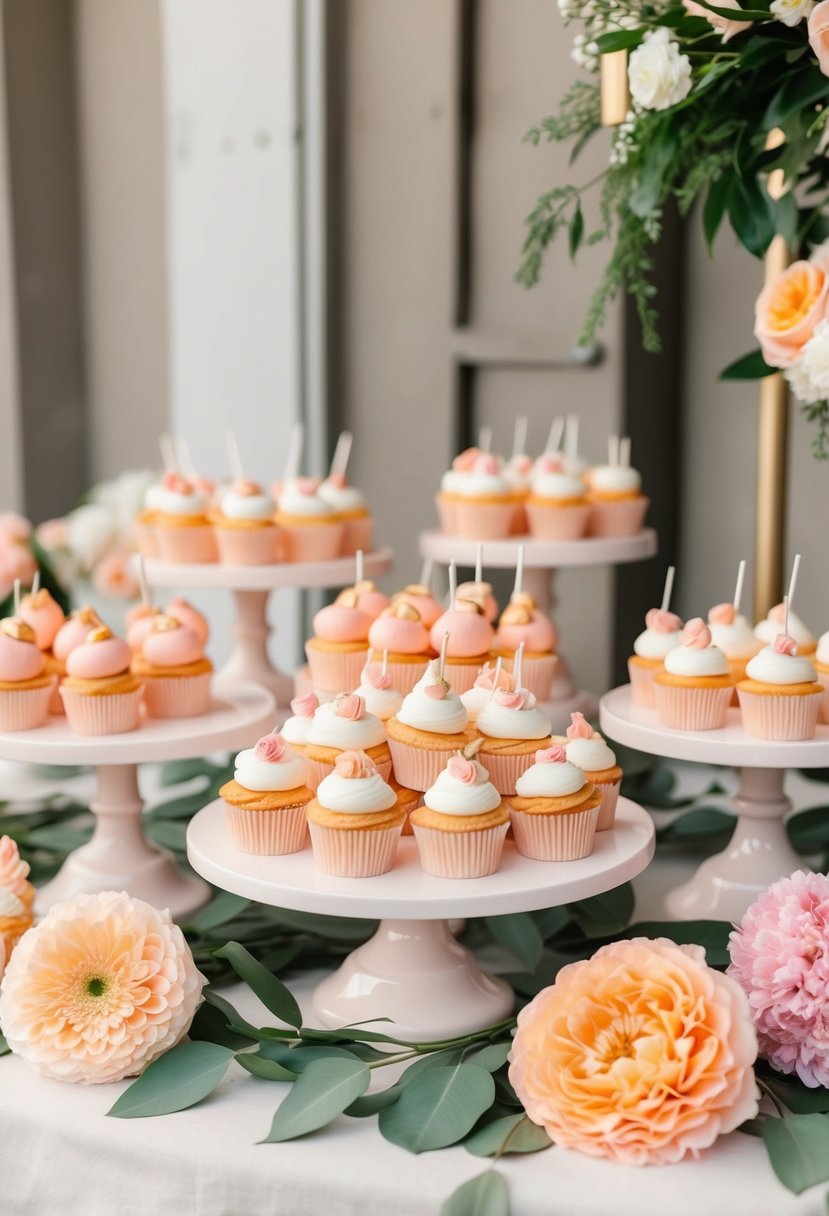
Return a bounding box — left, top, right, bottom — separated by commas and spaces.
144, 548, 394, 591
187, 796, 654, 920
0, 683, 275, 766
600, 684, 829, 769
418, 529, 657, 569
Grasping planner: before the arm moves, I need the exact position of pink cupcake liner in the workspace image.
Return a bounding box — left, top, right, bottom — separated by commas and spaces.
305, 752, 391, 792
510, 802, 600, 861
627, 659, 660, 708
435, 494, 458, 535
340, 515, 373, 556
48, 681, 65, 715
593, 778, 621, 831
412, 821, 509, 878
653, 681, 733, 731
588, 497, 649, 538
279, 521, 344, 563
214, 525, 280, 565
142, 672, 213, 718
453, 500, 517, 541
155, 525, 218, 564
737, 689, 822, 740
134, 521, 159, 558
497, 653, 558, 702
443, 660, 486, 695
308, 820, 402, 876
305, 644, 370, 695
477, 747, 539, 796
60, 686, 144, 735
223, 800, 309, 855
0, 682, 55, 731
387, 738, 457, 792
510, 501, 529, 536
816, 669, 829, 724
525, 501, 591, 541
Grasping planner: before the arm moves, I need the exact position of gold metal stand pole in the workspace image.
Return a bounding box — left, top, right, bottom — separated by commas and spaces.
600, 51, 629, 127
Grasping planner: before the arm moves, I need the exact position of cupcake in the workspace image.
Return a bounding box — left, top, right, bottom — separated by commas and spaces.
493, 592, 557, 701
305, 593, 371, 695
452, 452, 518, 541
351, 580, 389, 621
586, 439, 649, 537
0, 618, 55, 731
708, 603, 762, 690
0, 835, 35, 950
458, 548, 499, 622
815, 629, 829, 722
627, 608, 684, 708
279, 691, 319, 758
307, 749, 404, 877
561, 712, 622, 831
318, 473, 373, 556
153, 471, 218, 563
132, 614, 213, 718
754, 602, 817, 657
19, 587, 65, 713
386, 659, 474, 791
435, 447, 480, 534
353, 655, 403, 722
502, 416, 531, 535
220, 731, 313, 854
275, 477, 344, 562
391, 581, 443, 629
509, 745, 601, 861
303, 692, 390, 790
475, 658, 553, 795
51, 606, 103, 711
211, 478, 280, 565
410, 744, 509, 878
429, 573, 495, 694
653, 618, 734, 731
461, 662, 514, 724
368, 602, 434, 695
738, 633, 823, 740
525, 455, 591, 541
126, 603, 162, 652
60, 625, 143, 735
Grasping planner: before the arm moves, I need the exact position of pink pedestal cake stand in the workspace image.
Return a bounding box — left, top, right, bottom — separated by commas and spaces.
145, 549, 394, 711
418, 529, 657, 735
600, 684, 829, 922
187, 796, 654, 1039
0, 682, 274, 920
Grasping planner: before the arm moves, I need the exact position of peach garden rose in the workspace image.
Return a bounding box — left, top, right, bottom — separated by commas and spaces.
754, 259, 829, 369
509, 937, 758, 1165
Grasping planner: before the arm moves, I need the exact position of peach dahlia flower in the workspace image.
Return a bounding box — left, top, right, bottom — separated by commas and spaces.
509, 937, 758, 1166
0, 891, 206, 1084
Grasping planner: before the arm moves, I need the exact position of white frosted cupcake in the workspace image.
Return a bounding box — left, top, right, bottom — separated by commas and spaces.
627, 608, 683, 707
708, 604, 762, 685
410, 745, 509, 878
153, 472, 218, 563
461, 662, 514, 723
275, 477, 344, 562
304, 692, 390, 789
525, 457, 591, 541
220, 733, 313, 854
353, 656, 403, 722
815, 630, 829, 723
318, 475, 372, 555
738, 634, 822, 740
562, 712, 622, 831
653, 619, 734, 731
211, 479, 279, 565
475, 675, 552, 796
755, 603, 817, 657
386, 659, 474, 792
509, 745, 601, 860
280, 691, 319, 752
307, 750, 404, 876
586, 456, 649, 537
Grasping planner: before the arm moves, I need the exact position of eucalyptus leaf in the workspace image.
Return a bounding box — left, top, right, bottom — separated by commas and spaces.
379, 1064, 496, 1153
621, 920, 731, 968
440, 1170, 509, 1216
787, 807, 829, 854
465, 1113, 552, 1158
485, 913, 543, 972
762, 1113, 829, 1194
160, 757, 218, 786
0, 1030, 8, 1057
107, 1042, 235, 1119
345, 1085, 403, 1117
762, 1076, 829, 1115
534, 906, 570, 940
720, 348, 775, 381
144, 818, 188, 852
189, 891, 251, 933
569, 882, 634, 937
471, 1042, 512, 1073
258, 1044, 361, 1072
202, 988, 269, 1041
188, 1000, 256, 1051
236, 1052, 297, 1082
213, 942, 302, 1029
260, 1057, 370, 1143
667, 808, 736, 841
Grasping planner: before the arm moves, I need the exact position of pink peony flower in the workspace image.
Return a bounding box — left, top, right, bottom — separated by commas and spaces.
510, 938, 758, 1165
0, 512, 32, 546
291, 691, 319, 718
683, 617, 711, 649
92, 550, 140, 600
645, 607, 682, 632
447, 754, 478, 784
0, 890, 206, 1084
334, 749, 375, 779
255, 733, 285, 762
810, 0, 829, 75
566, 711, 594, 741
334, 693, 365, 720
728, 870, 829, 1088
535, 745, 567, 764
35, 517, 69, 551
708, 602, 736, 625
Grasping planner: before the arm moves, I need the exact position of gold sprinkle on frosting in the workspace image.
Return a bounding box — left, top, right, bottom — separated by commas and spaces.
87, 626, 113, 643
389, 601, 421, 622
500, 602, 532, 626
0, 618, 35, 643
151, 614, 180, 633
455, 597, 484, 616
510, 592, 536, 611
336, 588, 359, 609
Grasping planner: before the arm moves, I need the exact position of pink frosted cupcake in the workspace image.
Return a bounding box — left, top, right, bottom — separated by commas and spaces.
475, 667, 552, 796
350, 579, 389, 621
525, 455, 591, 541
0, 618, 55, 731
653, 619, 734, 731
353, 655, 403, 722
211, 479, 279, 565
51, 605, 103, 713
509, 746, 601, 861
368, 602, 434, 694
815, 629, 829, 723
305, 594, 371, 695
456, 579, 499, 624
132, 615, 213, 717
153, 471, 218, 563
125, 603, 162, 652
60, 626, 143, 735
461, 662, 514, 724
561, 712, 622, 831
391, 581, 443, 629
738, 633, 823, 740
586, 443, 649, 537
410, 745, 509, 878
220, 732, 313, 854
493, 593, 557, 701
429, 596, 495, 695
275, 477, 344, 562
307, 749, 404, 877
168, 597, 210, 643
386, 659, 475, 791
627, 607, 683, 707
304, 692, 391, 790
19, 588, 65, 714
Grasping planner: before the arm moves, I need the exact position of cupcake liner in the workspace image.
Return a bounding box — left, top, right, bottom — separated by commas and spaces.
214, 525, 280, 565
48, 681, 65, 715
60, 686, 144, 735
156, 525, 218, 564
497, 653, 557, 702
305, 752, 391, 792
453, 500, 516, 541
280, 521, 344, 563
305, 644, 370, 695
653, 682, 733, 731
223, 800, 309, 855
477, 747, 538, 796
134, 521, 159, 558
588, 497, 649, 538
525, 501, 591, 541
341, 515, 373, 556
737, 688, 821, 740
816, 670, 829, 724
0, 683, 55, 731
443, 660, 485, 695
435, 494, 458, 535
380, 657, 433, 696
593, 777, 621, 831
142, 672, 213, 718
510, 501, 528, 536
627, 659, 659, 708
387, 738, 455, 792
308, 820, 402, 876
412, 821, 509, 878
510, 802, 600, 861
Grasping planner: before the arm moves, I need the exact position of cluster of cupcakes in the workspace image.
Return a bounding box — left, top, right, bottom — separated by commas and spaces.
0, 575, 213, 735
436, 417, 648, 542
135, 429, 375, 566
628, 557, 828, 741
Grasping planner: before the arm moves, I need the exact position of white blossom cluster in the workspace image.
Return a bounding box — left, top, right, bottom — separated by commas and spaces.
558, 0, 641, 72
608, 111, 638, 167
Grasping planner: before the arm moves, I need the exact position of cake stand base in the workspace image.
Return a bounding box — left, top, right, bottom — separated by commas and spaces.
665, 767, 801, 922
312, 918, 514, 1040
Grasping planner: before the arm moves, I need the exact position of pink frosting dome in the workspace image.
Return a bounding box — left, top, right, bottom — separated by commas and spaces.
66, 632, 132, 679
313, 602, 371, 644
127, 610, 161, 652
496, 608, 555, 654
392, 586, 443, 629
0, 627, 45, 681
353, 583, 389, 621
457, 582, 499, 624
168, 597, 210, 644
430, 608, 494, 658
52, 609, 102, 662
369, 610, 430, 655
18, 591, 65, 651
142, 622, 204, 667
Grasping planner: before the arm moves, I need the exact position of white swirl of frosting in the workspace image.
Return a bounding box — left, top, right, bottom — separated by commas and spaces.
155, 487, 208, 517
144, 482, 166, 511
305, 701, 386, 750
316, 770, 397, 814
755, 610, 815, 650
423, 761, 501, 817
515, 760, 586, 798
590, 466, 642, 495
817, 630, 829, 667
440, 470, 467, 494
460, 685, 493, 723
503, 456, 532, 494
219, 489, 275, 521
354, 678, 403, 721
318, 481, 367, 511
708, 619, 762, 660
280, 714, 313, 744
234, 746, 307, 792
664, 644, 729, 677
745, 646, 817, 686
531, 471, 586, 500
396, 660, 469, 735
278, 480, 335, 517
454, 471, 511, 498
565, 736, 615, 772
633, 627, 683, 660
476, 698, 551, 741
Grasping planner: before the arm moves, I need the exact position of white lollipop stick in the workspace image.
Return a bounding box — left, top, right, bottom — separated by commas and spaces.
544, 416, 565, 454
329, 431, 353, 480
159, 433, 177, 472
620, 436, 631, 468
660, 566, 675, 613
31, 570, 40, 596
382, 648, 388, 677
475, 543, 483, 586
783, 594, 790, 638
608, 434, 620, 466
283, 422, 304, 481
225, 428, 245, 481
439, 631, 450, 681
787, 553, 802, 612
449, 560, 457, 610
177, 435, 197, 480
419, 557, 434, 590
565, 415, 579, 463
478, 425, 493, 453
13, 579, 20, 614
355, 549, 364, 585
514, 642, 525, 693
488, 656, 503, 702
512, 416, 528, 459
514, 544, 525, 598
137, 557, 152, 609
733, 560, 746, 615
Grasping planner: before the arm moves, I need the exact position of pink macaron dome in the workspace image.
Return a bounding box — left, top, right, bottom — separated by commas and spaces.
142, 620, 205, 668
350, 581, 389, 621
429, 601, 494, 658
18, 589, 65, 651
0, 619, 46, 682
167, 597, 210, 644
392, 583, 443, 629
456, 581, 499, 624
312, 598, 372, 644
369, 602, 431, 655
52, 607, 103, 663
66, 628, 133, 680
495, 594, 556, 654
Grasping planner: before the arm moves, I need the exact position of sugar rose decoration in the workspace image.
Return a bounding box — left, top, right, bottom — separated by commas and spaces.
447, 754, 478, 784
255, 733, 285, 762
644, 608, 682, 632
334, 693, 365, 721
509, 937, 758, 1165
290, 691, 319, 718
335, 749, 375, 779
0, 890, 206, 1084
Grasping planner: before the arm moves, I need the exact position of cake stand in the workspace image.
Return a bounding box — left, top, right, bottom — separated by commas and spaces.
600, 684, 829, 922
145, 550, 394, 710
0, 683, 274, 919
187, 797, 654, 1039
419, 529, 657, 733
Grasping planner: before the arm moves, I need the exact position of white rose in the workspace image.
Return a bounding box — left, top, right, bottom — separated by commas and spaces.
791, 318, 829, 403
628, 28, 693, 112
65, 503, 115, 572
770, 0, 814, 24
